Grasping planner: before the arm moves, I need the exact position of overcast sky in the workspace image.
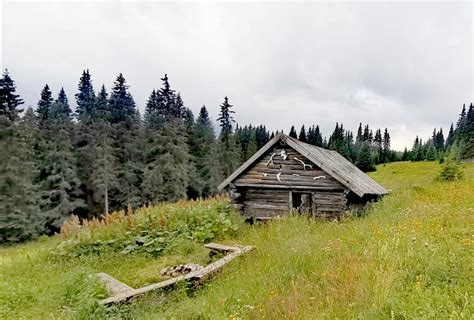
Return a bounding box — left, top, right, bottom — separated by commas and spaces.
2, 1, 473, 150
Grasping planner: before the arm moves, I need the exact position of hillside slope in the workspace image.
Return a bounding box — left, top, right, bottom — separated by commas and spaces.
0, 162, 473, 319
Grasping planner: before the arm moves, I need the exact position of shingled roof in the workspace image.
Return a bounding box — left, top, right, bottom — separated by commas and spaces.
218, 133, 387, 197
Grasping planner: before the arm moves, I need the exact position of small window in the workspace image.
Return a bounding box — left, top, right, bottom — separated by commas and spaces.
291, 192, 312, 214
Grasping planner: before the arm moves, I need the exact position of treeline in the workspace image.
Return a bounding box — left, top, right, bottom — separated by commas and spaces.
0, 70, 243, 241
1, 68, 471, 242
284, 123, 394, 172
401, 103, 474, 162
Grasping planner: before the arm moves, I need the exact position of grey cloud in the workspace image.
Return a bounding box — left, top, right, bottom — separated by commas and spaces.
2, 1, 472, 150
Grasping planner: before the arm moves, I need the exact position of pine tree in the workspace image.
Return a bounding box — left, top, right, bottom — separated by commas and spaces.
0, 70, 24, 121
460, 103, 474, 159
36, 84, 53, 124
109, 73, 137, 125
89, 119, 119, 215
401, 147, 409, 161
445, 123, 455, 148
314, 125, 323, 147
142, 120, 191, 203
356, 142, 375, 172
328, 123, 347, 157
247, 130, 258, 157
93, 85, 111, 121
425, 142, 437, 161
188, 106, 221, 198
75, 69, 95, 119
36, 90, 85, 233
255, 125, 270, 149
144, 89, 164, 129
158, 74, 177, 119
289, 125, 297, 138
0, 107, 41, 242
374, 129, 383, 163
382, 128, 391, 162
344, 131, 356, 162
412, 136, 424, 161
109, 74, 142, 209
356, 123, 363, 142
363, 124, 370, 141
434, 128, 445, 151
298, 125, 307, 142
217, 96, 239, 177
455, 104, 467, 135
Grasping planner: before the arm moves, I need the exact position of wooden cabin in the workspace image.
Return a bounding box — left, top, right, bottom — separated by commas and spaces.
218, 133, 387, 219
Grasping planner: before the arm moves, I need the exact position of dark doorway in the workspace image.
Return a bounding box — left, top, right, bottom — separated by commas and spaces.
292, 192, 312, 214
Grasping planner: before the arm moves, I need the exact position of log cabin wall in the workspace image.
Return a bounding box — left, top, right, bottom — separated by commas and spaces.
241, 188, 289, 218
234, 145, 345, 190
232, 144, 350, 218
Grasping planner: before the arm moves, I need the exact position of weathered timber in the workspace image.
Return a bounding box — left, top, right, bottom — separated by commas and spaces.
97, 272, 134, 295
98, 244, 253, 305
204, 242, 239, 252
220, 134, 387, 219
235, 182, 344, 190
243, 202, 288, 210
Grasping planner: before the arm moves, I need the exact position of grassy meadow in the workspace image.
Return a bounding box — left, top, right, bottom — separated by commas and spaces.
0, 161, 473, 319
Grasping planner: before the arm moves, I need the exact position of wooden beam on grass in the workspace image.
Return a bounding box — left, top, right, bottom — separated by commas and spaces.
98, 243, 253, 305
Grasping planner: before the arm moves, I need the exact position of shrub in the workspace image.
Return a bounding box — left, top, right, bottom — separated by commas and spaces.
437, 160, 464, 181
56, 197, 244, 258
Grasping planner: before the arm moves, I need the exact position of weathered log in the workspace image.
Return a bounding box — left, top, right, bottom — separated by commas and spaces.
98, 244, 253, 305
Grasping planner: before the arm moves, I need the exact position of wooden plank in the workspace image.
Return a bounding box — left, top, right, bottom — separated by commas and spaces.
204, 243, 238, 252
99, 244, 253, 305
97, 272, 134, 295
244, 202, 288, 210
235, 182, 344, 190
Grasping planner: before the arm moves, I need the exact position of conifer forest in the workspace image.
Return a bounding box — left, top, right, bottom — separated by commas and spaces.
1, 69, 473, 242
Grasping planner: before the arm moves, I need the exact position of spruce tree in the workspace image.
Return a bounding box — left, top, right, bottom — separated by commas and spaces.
445, 123, 455, 148
356, 123, 363, 142
328, 123, 347, 157
289, 125, 297, 138
0, 107, 41, 242
363, 124, 370, 141
0, 70, 24, 121
36, 84, 53, 124
109, 73, 137, 125
298, 125, 307, 142
374, 129, 383, 163
188, 106, 221, 197
356, 142, 375, 172
158, 74, 177, 119
93, 85, 111, 120
382, 128, 391, 162
89, 119, 119, 215
434, 128, 445, 151
255, 125, 270, 149
109, 74, 142, 209
36, 90, 84, 233
425, 142, 437, 161
75, 69, 95, 119
217, 96, 239, 177
142, 120, 191, 203
460, 103, 474, 159
401, 147, 409, 161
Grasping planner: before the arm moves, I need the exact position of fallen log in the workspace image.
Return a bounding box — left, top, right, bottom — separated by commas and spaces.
98, 243, 253, 305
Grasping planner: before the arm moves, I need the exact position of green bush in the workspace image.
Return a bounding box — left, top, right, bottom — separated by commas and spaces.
56, 197, 244, 258
437, 160, 464, 181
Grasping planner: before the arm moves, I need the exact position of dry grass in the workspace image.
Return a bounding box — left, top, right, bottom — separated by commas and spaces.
0, 162, 473, 319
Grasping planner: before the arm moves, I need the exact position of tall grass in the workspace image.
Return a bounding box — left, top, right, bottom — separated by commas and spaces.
0, 162, 473, 319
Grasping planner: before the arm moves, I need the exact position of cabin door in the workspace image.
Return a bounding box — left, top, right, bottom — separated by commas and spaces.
291, 192, 312, 214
